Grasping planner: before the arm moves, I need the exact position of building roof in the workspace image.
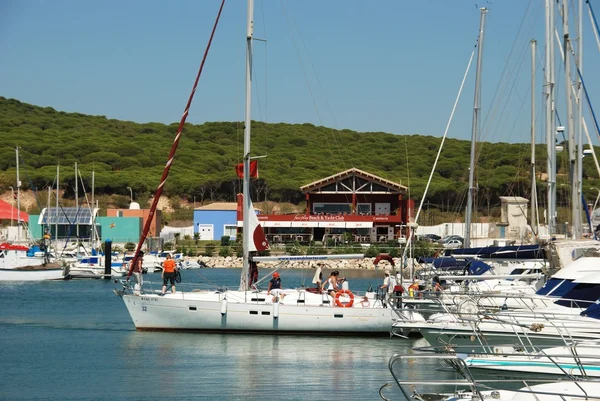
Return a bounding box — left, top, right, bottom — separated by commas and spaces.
38, 207, 98, 225
499, 196, 529, 204
196, 202, 238, 211
300, 167, 408, 194
0, 199, 28, 222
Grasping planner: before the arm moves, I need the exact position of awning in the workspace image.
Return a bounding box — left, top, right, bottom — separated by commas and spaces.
345, 221, 373, 228
291, 221, 319, 228
261, 221, 292, 228
318, 221, 346, 228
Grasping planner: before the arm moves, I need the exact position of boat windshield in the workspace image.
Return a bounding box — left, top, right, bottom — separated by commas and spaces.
536, 278, 576, 297
554, 283, 600, 308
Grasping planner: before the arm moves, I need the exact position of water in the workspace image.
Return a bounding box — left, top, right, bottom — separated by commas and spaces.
0, 269, 428, 401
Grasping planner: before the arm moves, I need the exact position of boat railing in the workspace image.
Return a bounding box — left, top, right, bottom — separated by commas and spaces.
381, 352, 593, 401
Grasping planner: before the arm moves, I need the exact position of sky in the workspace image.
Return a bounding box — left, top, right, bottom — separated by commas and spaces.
1, 0, 599, 144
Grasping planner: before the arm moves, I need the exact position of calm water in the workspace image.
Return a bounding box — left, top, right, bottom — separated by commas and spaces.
0, 269, 434, 401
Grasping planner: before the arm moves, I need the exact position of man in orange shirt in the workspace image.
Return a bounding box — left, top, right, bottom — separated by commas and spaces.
161, 254, 178, 295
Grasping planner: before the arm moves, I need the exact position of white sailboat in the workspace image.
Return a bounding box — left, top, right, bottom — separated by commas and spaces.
116, 0, 421, 334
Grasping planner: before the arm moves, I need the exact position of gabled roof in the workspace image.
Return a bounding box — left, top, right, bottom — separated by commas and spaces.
196, 202, 238, 211
300, 168, 407, 194
0, 199, 28, 222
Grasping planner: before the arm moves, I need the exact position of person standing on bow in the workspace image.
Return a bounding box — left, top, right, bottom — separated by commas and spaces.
161, 254, 178, 295
131, 251, 144, 295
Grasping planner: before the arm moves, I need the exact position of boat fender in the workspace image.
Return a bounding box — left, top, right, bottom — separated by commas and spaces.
221, 298, 227, 315
273, 302, 279, 319
334, 289, 355, 308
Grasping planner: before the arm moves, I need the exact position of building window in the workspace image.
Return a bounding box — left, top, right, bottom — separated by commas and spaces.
313, 203, 352, 214
357, 203, 371, 215
224, 224, 237, 238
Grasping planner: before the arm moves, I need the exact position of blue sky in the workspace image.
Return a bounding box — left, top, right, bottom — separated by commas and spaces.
1, 0, 599, 144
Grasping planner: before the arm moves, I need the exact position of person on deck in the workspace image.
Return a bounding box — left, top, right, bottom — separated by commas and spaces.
161, 254, 178, 295
267, 272, 285, 303
249, 258, 258, 288
380, 269, 401, 307
131, 251, 144, 295
312, 262, 324, 289
324, 270, 341, 299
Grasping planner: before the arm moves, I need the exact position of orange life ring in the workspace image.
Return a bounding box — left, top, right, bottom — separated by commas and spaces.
334, 289, 355, 308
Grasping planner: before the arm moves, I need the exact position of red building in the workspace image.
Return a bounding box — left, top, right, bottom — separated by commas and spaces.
238, 168, 413, 244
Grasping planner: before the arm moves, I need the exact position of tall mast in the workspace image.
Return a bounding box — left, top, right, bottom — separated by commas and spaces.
240, 0, 254, 291
91, 170, 95, 247
576, 0, 584, 236
75, 162, 79, 238
531, 39, 539, 241
465, 7, 487, 249
56, 165, 59, 245
16, 147, 21, 242
563, 0, 580, 238
546, 0, 557, 235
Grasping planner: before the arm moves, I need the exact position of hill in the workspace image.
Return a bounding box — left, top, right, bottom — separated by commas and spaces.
0, 97, 595, 214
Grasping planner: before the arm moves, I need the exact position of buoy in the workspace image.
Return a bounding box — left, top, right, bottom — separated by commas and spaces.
334, 289, 355, 308
221, 298, 228, 315
273, 302, 279, 319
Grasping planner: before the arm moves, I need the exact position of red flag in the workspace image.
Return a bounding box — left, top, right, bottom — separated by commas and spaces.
236, 160, 258, 178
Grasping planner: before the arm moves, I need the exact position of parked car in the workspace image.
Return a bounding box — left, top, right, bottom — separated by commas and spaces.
422, 234, 441, 242
439, 235, 463, 244
443, 239, 463, 249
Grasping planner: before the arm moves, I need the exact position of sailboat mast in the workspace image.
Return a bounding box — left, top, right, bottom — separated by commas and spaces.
241, 0, 254, 291
75, 162, 79, 238
531, 39, 539, 241
16, 147, 21, 242
562, 0, 581, 238
465, 7, 487, 249
546, 0, 557, 235
56, 165, 59, 245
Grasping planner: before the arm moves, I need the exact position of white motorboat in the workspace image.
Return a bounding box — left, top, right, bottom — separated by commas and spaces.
382, 353, 600, 401
0, 243, 64, 281
68, 255, 126, 279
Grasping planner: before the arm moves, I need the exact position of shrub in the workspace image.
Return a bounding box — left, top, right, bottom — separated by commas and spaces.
365, 245, 380, 258
221, 235, 230, 246
204, 243, 215, 257
124, 242, 136, 252
219, 246, 231, 257
163, 242, 174, 251
286, 241, 302, 255
306, 246, 327, 255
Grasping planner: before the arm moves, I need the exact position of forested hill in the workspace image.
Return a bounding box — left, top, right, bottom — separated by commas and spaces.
0, 96, 589, 208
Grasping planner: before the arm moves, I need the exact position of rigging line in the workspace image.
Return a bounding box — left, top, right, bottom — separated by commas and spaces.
588, 0, 600, 52
279, 1, 350, 175
401, 47, 476, 259
479, 0, 539, 139
128, 0, 226, 279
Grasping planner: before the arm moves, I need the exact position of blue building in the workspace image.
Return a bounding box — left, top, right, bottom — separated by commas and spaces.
193, 203, 238, 241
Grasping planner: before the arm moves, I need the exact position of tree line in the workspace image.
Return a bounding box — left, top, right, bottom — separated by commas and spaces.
1, 96, 597, 214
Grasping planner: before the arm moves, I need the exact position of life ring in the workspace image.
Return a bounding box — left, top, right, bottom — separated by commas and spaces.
334, 289, 355, 308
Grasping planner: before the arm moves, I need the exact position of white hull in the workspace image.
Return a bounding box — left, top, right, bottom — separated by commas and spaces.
0, 267, 65, 281
122, 291, 420, 334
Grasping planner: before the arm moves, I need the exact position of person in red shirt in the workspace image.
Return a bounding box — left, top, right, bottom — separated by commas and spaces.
161, 254, 178, 295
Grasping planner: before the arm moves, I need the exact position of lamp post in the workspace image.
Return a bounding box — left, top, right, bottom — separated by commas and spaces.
127, 187, 133, 203
9, 186, 13, 227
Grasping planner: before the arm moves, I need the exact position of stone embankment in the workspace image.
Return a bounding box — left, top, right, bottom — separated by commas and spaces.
194, 256, 402, 271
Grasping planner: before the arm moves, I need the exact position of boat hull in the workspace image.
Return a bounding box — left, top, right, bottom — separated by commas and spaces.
0, 266, 65, 281
122, 293, 409, 334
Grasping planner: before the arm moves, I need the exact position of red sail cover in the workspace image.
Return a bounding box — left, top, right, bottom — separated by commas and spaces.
0, 199, 28, 222
248, 201, 269, 252
236, 160, 258, 178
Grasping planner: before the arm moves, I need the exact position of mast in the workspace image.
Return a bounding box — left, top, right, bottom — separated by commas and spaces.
577, 0, 584, 236
240, 0, 254, 291
563, 0, 580, 238
75, 162, 79, 238
16, 147, 21, 242
56, 165, 59, 245
546, 0, 557, 235
91, 170, 95, 248
465, 7, 487, 249
531, 39, 539, 241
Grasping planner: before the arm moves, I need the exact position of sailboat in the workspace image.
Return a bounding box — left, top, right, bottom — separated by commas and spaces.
116, 0, 420, 334
0, 147, 64, 281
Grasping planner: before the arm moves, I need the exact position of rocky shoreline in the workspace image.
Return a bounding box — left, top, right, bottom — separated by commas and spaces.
194, 256, 403, 271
